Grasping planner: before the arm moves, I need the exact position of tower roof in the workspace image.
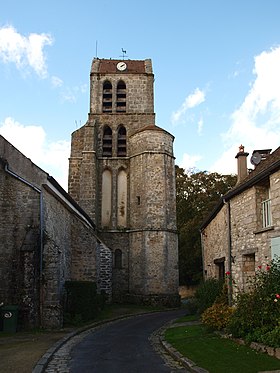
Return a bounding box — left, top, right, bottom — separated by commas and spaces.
91, 58, 153, 74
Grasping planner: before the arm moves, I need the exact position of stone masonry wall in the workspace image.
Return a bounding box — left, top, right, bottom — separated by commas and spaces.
202, 205, 228, 279
90, 60, 154, 114
1, 136, 112, 329
0, 161, 41, 329
42, 187, 107, 328
128, 128, 179, 300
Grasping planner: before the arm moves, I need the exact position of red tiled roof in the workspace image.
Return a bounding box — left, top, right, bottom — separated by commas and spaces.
97, 59, 146, 74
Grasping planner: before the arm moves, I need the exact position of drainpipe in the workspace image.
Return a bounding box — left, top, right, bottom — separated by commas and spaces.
224, 199, 233, 306
200, 231, 206, 280
4, 162, 44, 326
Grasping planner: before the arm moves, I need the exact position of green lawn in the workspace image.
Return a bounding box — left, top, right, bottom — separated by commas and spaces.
173, 314, 200, 323
165, 324, 280, 373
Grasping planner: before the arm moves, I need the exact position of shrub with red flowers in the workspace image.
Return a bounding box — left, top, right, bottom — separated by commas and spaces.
227, 256, 280, 347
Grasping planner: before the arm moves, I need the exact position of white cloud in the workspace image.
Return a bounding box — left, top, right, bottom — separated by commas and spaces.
51, 75, 63, 88
179, 152, 202, 172
0, 117, 70, 189
172, 88, 205, 125
197, 117, 203, 135
211, 46, 280, 174
0, 25, 53, 78
60, 84, 88, 103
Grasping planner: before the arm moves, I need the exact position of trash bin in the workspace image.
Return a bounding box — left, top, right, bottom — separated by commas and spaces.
1, 305, 19, 333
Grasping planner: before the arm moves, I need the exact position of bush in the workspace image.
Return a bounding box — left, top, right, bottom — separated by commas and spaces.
227, 257, 280, 347
244, 324, 280, 348
194, 278, 224, 314
202, 303, 234, 330
63, 281, 106, 325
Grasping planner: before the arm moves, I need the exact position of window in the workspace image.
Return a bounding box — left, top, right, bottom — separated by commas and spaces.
103, 81, 112, 113
102, 126, 112, 157
114, 249, 122, 269
214, 257, 225, 280
101, 169, 112, 226
255, 181, 272, 230
117, 126, 126, 157
271, 237, 280, 259
117, 169, 127, 227
116, 80, 126, 113
262, 198, 272, 228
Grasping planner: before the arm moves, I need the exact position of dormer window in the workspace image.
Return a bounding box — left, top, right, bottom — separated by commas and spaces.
103, 81, 112, 113
103, 126, 112, 157
116, 81, 126, 113
117, 126, 126, 157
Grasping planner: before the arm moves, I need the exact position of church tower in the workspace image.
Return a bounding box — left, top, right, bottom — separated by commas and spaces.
68, 58, 179, 306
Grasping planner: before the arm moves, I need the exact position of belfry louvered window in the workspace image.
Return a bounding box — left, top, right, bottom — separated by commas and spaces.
103, 126, 112, 157
116, 80, 126, 113
117, 126, 126, 157
103, 81, 112, 113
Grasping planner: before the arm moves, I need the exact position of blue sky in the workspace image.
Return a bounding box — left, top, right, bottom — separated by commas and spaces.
1, 0, 280, 189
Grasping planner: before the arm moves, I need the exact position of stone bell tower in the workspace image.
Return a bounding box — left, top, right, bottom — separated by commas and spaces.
68, 57, 179, 306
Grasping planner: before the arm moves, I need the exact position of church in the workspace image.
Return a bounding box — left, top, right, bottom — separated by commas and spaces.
0, 57, 179, 330
68, 58, 179, 306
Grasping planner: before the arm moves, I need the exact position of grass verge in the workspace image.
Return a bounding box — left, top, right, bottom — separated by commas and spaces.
165, 324, 280, 373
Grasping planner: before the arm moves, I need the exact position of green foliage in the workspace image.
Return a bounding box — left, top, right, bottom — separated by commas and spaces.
227, 257, 280, 347
245, 325, 280, 348
194, 278, 224, 314
176, 166, 236, 285
63, 281, 106, 325
260, 325, 280, 348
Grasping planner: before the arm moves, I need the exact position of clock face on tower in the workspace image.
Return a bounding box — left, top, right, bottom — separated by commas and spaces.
117, 61, 127, 71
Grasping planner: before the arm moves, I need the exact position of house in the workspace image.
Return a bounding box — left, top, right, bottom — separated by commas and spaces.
200, 145, 280, 298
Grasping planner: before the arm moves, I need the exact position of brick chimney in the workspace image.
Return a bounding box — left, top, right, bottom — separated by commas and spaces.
235, 145, 249, 184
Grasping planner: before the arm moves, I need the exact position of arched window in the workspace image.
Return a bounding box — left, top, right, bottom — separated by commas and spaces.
101, 169, 112, 226
102, 126, 112, 157
116, 80, 126, 113
117, 169, 127, 227
103, 81, 112, 113
114, 249, 122, 269
117, 126, 126, 157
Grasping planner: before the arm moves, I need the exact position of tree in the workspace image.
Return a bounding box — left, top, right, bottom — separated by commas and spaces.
176, 166, 236, 285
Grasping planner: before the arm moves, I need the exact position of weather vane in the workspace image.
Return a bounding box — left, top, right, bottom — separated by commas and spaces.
120, 48, 128, 59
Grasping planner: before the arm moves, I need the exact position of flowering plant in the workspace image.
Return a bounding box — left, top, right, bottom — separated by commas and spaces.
227, 257, 280, 347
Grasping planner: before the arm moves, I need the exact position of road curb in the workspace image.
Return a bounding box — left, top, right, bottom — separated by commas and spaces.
159, 337, 208, 373
158, 321, 209, 373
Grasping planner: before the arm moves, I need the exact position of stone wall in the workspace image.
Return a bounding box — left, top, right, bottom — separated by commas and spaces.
0, 136, 112, 329
90, 59, 154, 114
202, 204, 228, 279
0, 158, 41, 328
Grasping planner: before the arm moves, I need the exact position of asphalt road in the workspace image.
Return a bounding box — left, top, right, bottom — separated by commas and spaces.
70, 309, 187, 373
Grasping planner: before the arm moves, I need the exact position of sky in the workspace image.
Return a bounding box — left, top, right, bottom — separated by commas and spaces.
1, 0, 280, 190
